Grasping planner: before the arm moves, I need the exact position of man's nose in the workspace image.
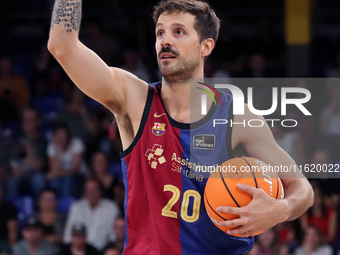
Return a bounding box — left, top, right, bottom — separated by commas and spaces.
160, 32, 174, 48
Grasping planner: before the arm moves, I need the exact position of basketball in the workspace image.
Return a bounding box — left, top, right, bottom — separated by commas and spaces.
204, 157, 284, 236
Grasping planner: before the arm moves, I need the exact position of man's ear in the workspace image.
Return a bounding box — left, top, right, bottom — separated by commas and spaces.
201, 38, 215, 58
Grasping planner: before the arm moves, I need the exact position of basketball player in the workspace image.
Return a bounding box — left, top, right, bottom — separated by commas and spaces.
48, 0, 313, 254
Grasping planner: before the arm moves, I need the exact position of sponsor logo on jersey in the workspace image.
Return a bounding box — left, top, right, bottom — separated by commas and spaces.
171, 152, 204, 181
152, 122, 166, 136
154, 112, 166, 118
193, 135, 215, 150
145, 144, 166, 169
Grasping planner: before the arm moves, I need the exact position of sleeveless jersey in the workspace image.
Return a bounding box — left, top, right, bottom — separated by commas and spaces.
120, 82, 254, 255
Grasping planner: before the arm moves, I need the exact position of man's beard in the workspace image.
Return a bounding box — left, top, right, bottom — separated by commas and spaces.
158, 50, 200, 86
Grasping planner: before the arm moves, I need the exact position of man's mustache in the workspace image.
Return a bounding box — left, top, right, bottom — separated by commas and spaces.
158, 47, 179, 58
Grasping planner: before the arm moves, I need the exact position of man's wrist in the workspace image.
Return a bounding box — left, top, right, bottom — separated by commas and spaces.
277, 199, 290, 223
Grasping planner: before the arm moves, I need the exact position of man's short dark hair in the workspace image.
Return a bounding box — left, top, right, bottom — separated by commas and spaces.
84, 178, 104, 195
22, 105, 40, 119
153, 0, 220, 43
102, 243, 117, 253
53, 122, 72, 140
39, 187, 59, 198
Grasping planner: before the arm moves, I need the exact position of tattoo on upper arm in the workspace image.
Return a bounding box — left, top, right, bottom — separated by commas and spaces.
51, 0, 82, 33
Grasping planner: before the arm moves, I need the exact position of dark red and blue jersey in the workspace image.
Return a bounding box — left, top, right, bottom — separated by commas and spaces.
120, 82, 254, 255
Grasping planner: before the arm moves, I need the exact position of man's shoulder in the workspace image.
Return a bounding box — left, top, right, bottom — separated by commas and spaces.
70, 137, 84, 147
13, 239, 27, 251
75, 198, 87, 205
86, 243, 100, 253
100, 198, 119, 209
73, 198, 118, 211
318, 244, 333, 253
39, 240, 54, 249
58, 244, 72, 255
70, 199, 87, 210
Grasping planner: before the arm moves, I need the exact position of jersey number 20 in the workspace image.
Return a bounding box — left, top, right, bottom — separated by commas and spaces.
161, 184, 201, 223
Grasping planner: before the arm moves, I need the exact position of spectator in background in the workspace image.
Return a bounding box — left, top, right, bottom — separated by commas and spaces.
300, 181, 337, 244
58, 223, 100, 255
20, 107, 47, 171
239, 53, 278, 112
244, 53, 270, 78
251, 19, 285, 71
248, 228, 287, 255
0, 240, 10, 255
63, 179, 120, 251
91, 111, 122, 162
0, 57, 30, 116
12, 216, 55, 255
81, 21, 120, 65
120, 49, 151, 83
6, 106, 46, 199
276, 221, 300, 255
0, 182, 17, 254
271, 124, 307, 166
57, 88, 97, 144
0, 129, 16, 184
46, 123, 86, 197
287, 80, 316, 152
294, 226, 332, 255
204, 59, 231, 79
326, 52, 340, 78
210, 14, 248, 74
112, 217, 125, 254
90, 152, 119, 200
102, 243, 120, 255
35, 65, 72, 99
311, 150, 340, 207
0, 88, 17, 124
319, 83, 340, 160
32, 188, 66, 247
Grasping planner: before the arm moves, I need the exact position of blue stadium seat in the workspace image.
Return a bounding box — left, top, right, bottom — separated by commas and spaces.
33, 95, 64, 120
9, 197, 34, 230
14, 55, 35, 84
57, 196, 76, 214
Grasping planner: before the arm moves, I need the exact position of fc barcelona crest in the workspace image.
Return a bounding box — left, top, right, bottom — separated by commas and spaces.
152, 122, 166, 136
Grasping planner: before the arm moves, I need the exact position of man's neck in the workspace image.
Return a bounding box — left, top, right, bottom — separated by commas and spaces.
25, 131, 39, 140
89, 200, 100, 209
160, 70, 213, 123
41, 208, 56, 214
71, 244, 86, 255
161, 79, 191, 123
28, 241, 39, 253
71, 244, 85, 251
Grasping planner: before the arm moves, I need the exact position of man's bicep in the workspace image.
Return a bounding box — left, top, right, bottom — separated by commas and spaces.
239, 114, 307, 182
247, 137, 306, 184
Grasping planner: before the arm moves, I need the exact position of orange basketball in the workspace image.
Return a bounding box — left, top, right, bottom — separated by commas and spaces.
204, 157, 284, 236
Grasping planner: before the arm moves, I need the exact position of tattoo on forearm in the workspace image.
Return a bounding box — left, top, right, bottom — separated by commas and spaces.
51, 0, 82, 33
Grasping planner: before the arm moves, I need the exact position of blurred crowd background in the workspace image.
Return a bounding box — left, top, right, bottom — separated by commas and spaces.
1, 0, 340, 254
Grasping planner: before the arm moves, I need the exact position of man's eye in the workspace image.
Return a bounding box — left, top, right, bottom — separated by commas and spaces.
157, 31, 164, 36
176, 29, 184, 35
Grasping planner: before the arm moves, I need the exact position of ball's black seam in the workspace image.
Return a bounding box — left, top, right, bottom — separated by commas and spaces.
274, 172, 280, 199
204, 192, 227, 221
241, 158, 258, 188
218, 167, 241, 207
